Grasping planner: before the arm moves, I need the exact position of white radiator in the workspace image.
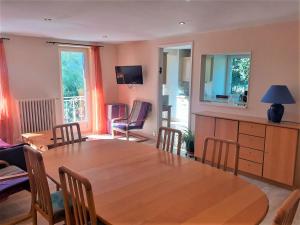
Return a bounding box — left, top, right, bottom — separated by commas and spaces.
18, 98, 56, 133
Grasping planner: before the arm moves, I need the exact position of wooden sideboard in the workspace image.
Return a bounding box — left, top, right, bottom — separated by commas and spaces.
194, 111, 300, 186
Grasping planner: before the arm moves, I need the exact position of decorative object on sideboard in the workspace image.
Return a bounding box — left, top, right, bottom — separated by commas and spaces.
261, 85, 295, 123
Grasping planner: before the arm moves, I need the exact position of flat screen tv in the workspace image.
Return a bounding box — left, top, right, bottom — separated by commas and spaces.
115, 65, 143, 84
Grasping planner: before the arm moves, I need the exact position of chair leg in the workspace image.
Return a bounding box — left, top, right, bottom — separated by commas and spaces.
32, 209, 37, 225
112, 129, 115, 139
126, 131, 129, 141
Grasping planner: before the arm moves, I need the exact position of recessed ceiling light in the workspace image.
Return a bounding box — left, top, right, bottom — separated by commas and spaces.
179, 21, 186, 25
43, 18, 52, 21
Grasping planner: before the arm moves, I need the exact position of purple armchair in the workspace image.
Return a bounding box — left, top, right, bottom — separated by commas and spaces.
112, 100, 151, 140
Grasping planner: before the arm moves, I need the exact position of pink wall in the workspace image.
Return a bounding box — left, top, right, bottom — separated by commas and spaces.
117, 42, 158, 137
4, 35, 119, 126
116, 21, 300, 138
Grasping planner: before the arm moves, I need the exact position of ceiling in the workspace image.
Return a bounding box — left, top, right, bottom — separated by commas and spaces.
0, 0, 299, 43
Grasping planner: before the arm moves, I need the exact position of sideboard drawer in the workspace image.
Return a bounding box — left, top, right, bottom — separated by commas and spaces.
238, 134, 265, 151
239, 159, 262, 176
239, 122, 266, 137
239, 147, 264, 163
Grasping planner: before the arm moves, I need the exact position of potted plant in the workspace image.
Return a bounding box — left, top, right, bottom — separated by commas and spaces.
182, 128, 194, 156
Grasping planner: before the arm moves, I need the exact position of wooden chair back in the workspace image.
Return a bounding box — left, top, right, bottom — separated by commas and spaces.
23, 145, 54, 222
202, 137, 240, 175
52, 122, 82, 147
273, 189, 300, 225
156, 127, 182, 155
59, 166, 98, 225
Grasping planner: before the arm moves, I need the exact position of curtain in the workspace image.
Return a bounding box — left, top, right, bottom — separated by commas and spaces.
0, 39, 14, 143
90, 46, 107, 134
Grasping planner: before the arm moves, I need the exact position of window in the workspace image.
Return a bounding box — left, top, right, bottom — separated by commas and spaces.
60, 49, 89, 123
200, 53, 251, 107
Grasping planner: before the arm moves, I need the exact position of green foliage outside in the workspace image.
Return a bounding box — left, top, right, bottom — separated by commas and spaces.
230, 56, 250, 94
61, 51, 86, 123
61, 51, 85, 97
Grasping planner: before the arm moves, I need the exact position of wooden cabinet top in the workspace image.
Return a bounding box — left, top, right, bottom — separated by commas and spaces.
193, 111, 300, 130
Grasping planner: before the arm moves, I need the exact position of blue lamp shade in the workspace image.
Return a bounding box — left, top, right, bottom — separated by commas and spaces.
261, 85, 295, 104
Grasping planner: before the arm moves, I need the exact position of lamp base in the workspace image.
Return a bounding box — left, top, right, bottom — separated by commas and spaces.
267, 104, 284, 123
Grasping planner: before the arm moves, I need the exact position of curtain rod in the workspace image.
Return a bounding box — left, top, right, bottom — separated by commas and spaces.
0, 38, 10, 40
46, 41, 103, 47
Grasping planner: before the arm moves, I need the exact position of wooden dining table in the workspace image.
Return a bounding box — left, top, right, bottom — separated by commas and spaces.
42, 139, 268, 225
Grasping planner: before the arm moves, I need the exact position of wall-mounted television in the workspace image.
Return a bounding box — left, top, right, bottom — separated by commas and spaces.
115, 65, 143, 84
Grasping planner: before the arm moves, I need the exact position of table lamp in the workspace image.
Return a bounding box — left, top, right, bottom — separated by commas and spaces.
261, 85, 295, 123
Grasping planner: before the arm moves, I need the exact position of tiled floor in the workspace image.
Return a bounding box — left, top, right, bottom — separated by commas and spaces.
1, 138, 299, 225
242, 176, 300, 225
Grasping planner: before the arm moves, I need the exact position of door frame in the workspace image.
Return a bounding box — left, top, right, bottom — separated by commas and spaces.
58, 46, 91, 132
156, 41, 194, 131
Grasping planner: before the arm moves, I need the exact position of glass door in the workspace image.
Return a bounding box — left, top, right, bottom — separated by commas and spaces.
59, 48, 90, 130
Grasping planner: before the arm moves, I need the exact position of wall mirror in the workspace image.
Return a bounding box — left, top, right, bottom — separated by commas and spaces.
200, 53, 251, 107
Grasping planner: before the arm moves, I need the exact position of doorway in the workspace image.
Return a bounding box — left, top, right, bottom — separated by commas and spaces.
158, 44, 192, 131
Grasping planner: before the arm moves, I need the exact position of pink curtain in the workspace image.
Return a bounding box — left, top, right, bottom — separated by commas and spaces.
0, 40, 14, 143
90, 46, 107, 134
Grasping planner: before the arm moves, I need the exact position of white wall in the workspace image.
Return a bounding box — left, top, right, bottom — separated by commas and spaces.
3, 35, 118, 126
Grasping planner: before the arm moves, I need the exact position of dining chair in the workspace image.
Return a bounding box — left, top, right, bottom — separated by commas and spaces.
112, 100, 151, 140
59, 166, 105, 225
52, 122, 83, 147
156, 126, 182, 155
24, 145, 66, 225
272, 189, 300, 225
202, 137, 240, 175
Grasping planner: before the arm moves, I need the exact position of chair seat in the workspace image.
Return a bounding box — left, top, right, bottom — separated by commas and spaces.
51, 190, 106, 225
51, 190, 67, 221
112, 122, 140, 131
0, 165, 29, 196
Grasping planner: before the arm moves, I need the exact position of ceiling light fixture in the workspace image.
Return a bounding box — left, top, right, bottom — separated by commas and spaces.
43, 18, 52, 21
179, 21, 186, 25
102, 35, 108, 38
